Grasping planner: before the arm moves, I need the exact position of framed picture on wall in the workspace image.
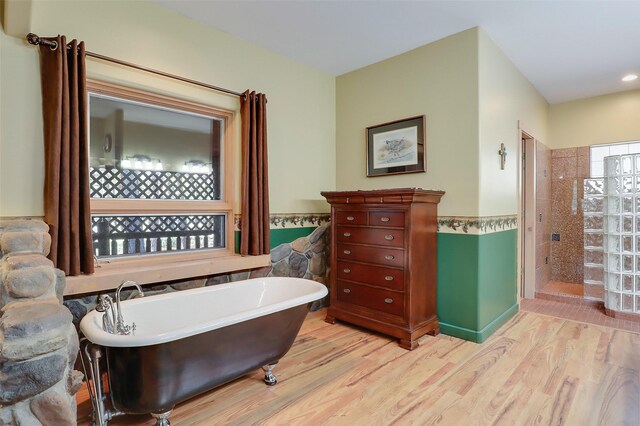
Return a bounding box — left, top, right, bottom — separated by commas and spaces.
366, 115, 426, 177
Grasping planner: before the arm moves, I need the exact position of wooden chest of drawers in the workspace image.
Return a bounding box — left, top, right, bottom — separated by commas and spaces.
321, 188, 444, 350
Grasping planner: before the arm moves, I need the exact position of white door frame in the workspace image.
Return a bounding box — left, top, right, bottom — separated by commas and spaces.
517, 123, 538, 300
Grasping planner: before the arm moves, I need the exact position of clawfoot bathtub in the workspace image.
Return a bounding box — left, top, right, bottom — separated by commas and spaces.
80, 277, 328, 425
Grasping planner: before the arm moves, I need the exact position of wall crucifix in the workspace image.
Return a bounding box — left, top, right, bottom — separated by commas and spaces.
498, 143, 507, 170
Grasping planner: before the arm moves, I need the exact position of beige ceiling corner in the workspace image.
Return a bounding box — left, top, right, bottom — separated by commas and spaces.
2, 0, 32, 37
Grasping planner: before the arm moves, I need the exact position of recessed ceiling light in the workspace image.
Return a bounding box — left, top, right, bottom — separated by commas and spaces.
622, 74, 638, 82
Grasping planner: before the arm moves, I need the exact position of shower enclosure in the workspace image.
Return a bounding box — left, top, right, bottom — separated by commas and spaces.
533, 145, 589, 300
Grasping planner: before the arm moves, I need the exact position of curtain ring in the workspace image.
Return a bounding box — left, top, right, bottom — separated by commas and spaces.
49, 41, 58, 51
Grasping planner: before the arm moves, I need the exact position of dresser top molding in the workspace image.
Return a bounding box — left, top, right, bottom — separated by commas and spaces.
321, 188, 445, 205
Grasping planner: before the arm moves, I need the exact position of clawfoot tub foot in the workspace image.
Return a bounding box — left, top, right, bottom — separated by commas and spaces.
262, 364, 278, 386
151, 410, 172, 426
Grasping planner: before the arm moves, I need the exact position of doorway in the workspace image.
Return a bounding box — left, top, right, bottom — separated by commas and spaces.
519, 130, 537, 299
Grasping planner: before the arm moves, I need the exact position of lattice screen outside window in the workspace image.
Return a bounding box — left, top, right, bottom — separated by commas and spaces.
89, 168, 219, 200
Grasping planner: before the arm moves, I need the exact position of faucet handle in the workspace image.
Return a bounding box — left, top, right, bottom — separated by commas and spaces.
117, 321, 132, 335
96, 294, 112, 312
96, 295, 116, 333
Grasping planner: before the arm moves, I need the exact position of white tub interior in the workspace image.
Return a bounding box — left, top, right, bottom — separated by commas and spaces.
80, 277, 327, 347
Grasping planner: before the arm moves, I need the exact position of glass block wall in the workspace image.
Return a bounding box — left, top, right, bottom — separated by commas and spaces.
602, 155, 640, 314
583, 178, 605, 300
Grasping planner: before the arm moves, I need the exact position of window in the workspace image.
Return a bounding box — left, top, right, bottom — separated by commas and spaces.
88, 81, 234, 260
590, 141, 640, 177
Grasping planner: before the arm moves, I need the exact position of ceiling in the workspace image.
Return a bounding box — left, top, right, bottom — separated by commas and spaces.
155, 0, 640, 104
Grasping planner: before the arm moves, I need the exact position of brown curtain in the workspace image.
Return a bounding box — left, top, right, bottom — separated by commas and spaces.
39, 36, 94, 275
240, 90, 270, 255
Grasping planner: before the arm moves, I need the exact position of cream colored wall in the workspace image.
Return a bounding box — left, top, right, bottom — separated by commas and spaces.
2, 0, 31, 37
0, 30, 44, 217
0, 0, 335, 217
336, 28, 480, 216
549, 89, 640, 149
477, 29, 549, 216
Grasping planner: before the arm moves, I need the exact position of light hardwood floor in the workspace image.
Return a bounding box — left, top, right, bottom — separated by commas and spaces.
78, 308, 640, 425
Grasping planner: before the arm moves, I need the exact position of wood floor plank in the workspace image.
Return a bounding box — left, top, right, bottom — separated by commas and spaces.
321, 345, 453, 423
565, 323, 605, 382
436, 337, 516, 396
513, 390, 554, 426
429, 331, 539, 426
501, 318, 574, 395
78, 308, 640, 425
605, 330, 640, 370
391, 390, 463, 426
593, 364, 640, 426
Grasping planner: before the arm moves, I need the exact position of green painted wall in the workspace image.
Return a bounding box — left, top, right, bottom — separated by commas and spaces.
437, 233, 479, 338
234, 226, 316, 254
437, 229, 518, 343
478, 230, 518, 329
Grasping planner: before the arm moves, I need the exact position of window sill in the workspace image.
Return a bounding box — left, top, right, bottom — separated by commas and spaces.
64, 253, 271, 296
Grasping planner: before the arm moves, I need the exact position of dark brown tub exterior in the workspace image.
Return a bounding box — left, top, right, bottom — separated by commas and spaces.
106, 303, 310, 414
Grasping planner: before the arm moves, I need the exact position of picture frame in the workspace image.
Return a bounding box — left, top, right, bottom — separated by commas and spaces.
366, 115, 425, 177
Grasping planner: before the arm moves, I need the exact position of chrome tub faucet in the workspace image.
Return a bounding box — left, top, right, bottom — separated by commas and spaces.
96, 280, 144, 335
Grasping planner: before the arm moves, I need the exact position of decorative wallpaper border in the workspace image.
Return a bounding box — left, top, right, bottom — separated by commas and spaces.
5, 214, 515, 235
437, 215, 518, 235
234, 213, 330, 230
232, 213, 517, 234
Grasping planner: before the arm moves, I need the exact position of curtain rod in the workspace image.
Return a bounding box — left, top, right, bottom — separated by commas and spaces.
26, 33, 246, 99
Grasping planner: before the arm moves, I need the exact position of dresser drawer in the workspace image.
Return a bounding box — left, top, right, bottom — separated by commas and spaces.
336, 261, 404, 290
336, 226, 404, 247
337, 243, 404, 268
369, 210, 405, 228
337, 281, 404, 317
335, 211, 367, 225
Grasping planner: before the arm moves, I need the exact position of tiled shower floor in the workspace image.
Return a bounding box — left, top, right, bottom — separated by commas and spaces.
539, 280, 583, 297
535, 280, 594, 306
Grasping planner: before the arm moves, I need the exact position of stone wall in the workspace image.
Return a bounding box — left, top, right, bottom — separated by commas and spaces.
0, 220, 82, 425
64, 224, 331, 327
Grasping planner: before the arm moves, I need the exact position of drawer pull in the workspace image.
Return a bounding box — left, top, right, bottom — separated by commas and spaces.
343, 232, 351, 237
384, 275, 394, 281
385, 255, 394, 260
380, 217, 390, 222
384, 298, 393, 304
347, 216, 355, 221
384, 235, 394, 241
343, 249, 352, 255
343, 268, 351, 274
343, 288, 351, 294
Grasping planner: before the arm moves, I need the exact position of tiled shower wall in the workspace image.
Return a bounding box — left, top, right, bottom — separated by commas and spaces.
535, 141, 552, 291
550, 147, 590, 283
